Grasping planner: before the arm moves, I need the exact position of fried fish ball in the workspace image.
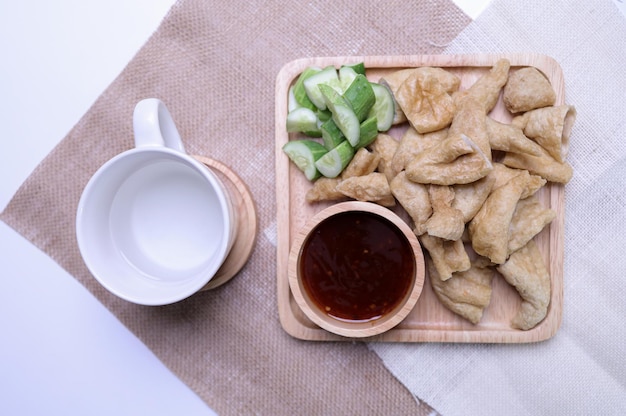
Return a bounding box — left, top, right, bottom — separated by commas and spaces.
447, 96, 491, 160
369, 133, 399, 183
503, 66, 556, 113
424, 185, 465, 241
395, 70, 456, 134
390, 127, 448, 175
497, 240, 551, 330
380, 67, 462, 96
305, 177, 344, 203
419, 234, 471, 281
454, 58, 511, 113
429, 258, 494, 324
468, 170, 530, 264
508, 196, 556, 255
380, 67, 461, 125
512, 105, 576, 163
451, 169, 497, 223
404, 94, 495, 186
305, 148, 379, 203
335, 172, 395, 206
501, 143, 573, 184
485, 117, 541, 156
405, 133, 493, 185
341, 147, 380, 179
390, 171, 432, 236
491, 163, 546, 199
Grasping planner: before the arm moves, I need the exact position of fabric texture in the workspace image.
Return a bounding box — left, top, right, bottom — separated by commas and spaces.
0, 0, 471, 414
370, 0, 626, 415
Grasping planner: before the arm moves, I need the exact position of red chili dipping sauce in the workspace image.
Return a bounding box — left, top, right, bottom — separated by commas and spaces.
299, 211, 415, 322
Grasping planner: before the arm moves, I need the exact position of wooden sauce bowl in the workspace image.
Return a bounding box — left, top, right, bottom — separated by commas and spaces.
288, 201, 425, 338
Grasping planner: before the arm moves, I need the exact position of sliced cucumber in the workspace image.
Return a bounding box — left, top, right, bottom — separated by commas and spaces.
342, 74, 376, 122
368, 82, 395, 131
282, 139, 328, 181
303, 66, 339, 110
355, 116, 378, 149
320, 118, 345, 150
293, 66, 321, 111
316, 109, 332, 123
284, 63, 390, 181
315, 140, 355, 178
286, 107, 320, 135
338, 65, 359, 91
319, 84, 360, 147
288, 86, 298, 112
343, 62, 366, 75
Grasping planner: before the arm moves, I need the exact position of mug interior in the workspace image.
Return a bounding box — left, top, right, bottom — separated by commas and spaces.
77, 149, 231, 305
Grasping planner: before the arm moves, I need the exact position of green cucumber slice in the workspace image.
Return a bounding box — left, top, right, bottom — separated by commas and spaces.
343, 62, 366, 75
338, 66, 359, 91
282, 139, 328, 181
293, 66, 321, 111
355, 116, 378, 149
368, 82, 395, 131
320, 119, 345, 150
302, 130, 322, 138
303, 66, 339, 110
286, 107, 320, 134
342, 74, 376, 122
319, 84, 360, 147
315, 140, 355, 178
288, 86, 298, 112
316, 109, 332, 123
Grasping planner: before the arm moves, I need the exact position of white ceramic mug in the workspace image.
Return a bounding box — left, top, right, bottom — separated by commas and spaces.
76, 98, 237, 305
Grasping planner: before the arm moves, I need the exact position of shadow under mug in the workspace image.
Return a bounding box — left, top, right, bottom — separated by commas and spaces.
76, 98, 237, 305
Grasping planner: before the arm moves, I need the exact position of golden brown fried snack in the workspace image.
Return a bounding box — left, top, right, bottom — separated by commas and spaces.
380, 67, 461, 125
390, 127, 447, 175
448, 96, 491, 159
429, 258, 494, 324
468, 170, 530, 264
369, 133, 399, 182
405, 133, 493, 185
496, 240, 551, 330
419, 234, 471, 281
503, 66, 556, 113
305, 148, 380, 203
454, 58, 511, 113
341, 147, 380, 179
389, 171, 432, 236
305, 177, 344, 203
508, 196, 556, 254
512, 105, 576, 163
451, 169, 497, 223
395, 70, 456, 134
485, 117, 541, 156
425, 185, 465, 241
380, 67, 461, 94
491, 163, 546, 199
335, 172, 395, 206
414, 67, 462, 93
501, 144, 573, 184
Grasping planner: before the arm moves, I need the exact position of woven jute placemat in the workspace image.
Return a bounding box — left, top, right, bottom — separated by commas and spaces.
1, 0, 471, 413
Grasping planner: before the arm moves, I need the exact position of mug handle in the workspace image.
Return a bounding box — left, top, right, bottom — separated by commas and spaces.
133, 98, 186, 152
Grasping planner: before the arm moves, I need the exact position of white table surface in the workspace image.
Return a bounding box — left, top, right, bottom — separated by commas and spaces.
2, 1, 624, 415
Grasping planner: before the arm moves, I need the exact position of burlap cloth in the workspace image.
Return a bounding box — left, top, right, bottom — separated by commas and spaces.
0, 0, 471, 414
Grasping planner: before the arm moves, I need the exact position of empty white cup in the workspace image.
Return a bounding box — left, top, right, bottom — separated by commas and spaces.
76, 98, 236, 305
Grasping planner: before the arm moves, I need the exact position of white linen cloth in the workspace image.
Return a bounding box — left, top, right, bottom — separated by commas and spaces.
370, 0, 626, 414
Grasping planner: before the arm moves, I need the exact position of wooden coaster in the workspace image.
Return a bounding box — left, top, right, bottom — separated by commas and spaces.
193, 155, 257, 291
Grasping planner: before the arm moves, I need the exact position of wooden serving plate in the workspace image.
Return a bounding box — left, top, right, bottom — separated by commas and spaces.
275, 54, 565, 343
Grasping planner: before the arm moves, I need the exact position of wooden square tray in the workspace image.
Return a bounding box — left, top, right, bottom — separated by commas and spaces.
275, 54, 565, 343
